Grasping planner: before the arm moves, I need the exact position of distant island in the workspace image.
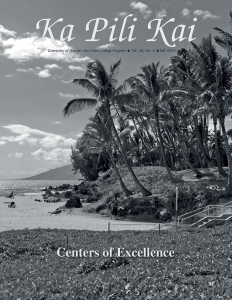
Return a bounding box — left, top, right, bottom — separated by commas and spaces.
22, 164, 82, 180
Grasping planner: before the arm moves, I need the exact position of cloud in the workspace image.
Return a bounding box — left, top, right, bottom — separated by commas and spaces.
130, 2, 152, 19
39, 136, 75, 148
16, 67, 57, 79
62, 79, 72, 84
193, 10, 220, 20
8, 153, 12, 158
68, 65, 85, 71
37, 69, 51, 78
2, 134, 38, 145
1, 124, 75, 148
155, 9, 167, 18
118, 12, 128, 17
97, 43, 115, 50
44, 64, 61, 69
31, 148, 71, 162
186, 0, 192, 5
0, 141, 6, 145
17, 68, 35, 73
59, 92, 78, 99
15, 152, 23, 158
5, 74, 14, 77
181, 8, 190, 17
0, 25, 16, 37
53, 121, 61, 124
0, 25, 92, 63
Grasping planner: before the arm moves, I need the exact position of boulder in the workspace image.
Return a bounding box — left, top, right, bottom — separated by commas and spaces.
45, 197, 61, 203
86, 195, 98, 203
42, 189, 55, 199
73, 185, 79, 192
65, 196, 82, 208
50, 207, 63, 214
57, 184, 71, 191
52, 209, 62, 214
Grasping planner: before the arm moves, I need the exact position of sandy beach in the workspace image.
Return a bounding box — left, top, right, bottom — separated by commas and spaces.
0, 194, 175, 232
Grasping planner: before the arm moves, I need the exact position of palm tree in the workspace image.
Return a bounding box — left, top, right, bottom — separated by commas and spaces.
169, 48, 215, 168
191, 36, 232, 193
63, 59, 152, 196
125, 62, 187, 182
120, 105, 156, 166
80, 113, 133, 196
214, 11, 232, 58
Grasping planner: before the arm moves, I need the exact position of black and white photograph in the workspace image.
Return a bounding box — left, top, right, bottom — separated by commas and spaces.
1, 0, 232, 298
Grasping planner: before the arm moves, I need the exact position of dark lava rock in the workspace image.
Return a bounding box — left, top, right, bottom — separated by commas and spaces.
86, 195, 98, 203
65, 196, 82, 208
73, 185, 79, 192
59, 190, 74, 199
35, 199, 42, 202
51, 209, 62, 214
57, 184, 71, 191
42, 189, 55, 199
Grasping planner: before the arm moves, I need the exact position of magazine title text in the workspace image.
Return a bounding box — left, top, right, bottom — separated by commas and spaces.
34, 15, 197, 48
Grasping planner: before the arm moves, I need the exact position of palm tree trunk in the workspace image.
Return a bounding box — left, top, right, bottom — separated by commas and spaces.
218, 116, 232, 195
193, 116, 214, 167
131, 115, 155, 166
154, 109, 178, 183
213, 116, 227, 177
108, 148, 132, 196
106, 103, 152, 196
140, 116, 154, 146
175, 130, 204, 178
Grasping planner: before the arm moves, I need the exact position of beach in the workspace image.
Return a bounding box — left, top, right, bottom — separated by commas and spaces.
0, 194, 174, 232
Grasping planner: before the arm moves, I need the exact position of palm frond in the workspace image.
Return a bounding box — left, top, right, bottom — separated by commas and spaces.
63, 98, 97, 116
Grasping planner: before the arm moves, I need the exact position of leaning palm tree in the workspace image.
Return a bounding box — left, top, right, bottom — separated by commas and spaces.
80, 113, 133, 196
63, 59, 152, 196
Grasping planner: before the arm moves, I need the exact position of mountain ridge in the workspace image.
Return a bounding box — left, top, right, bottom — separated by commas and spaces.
22, 164, 82, 180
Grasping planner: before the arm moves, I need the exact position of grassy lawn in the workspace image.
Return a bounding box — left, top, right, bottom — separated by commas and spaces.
1, 224, 232, 299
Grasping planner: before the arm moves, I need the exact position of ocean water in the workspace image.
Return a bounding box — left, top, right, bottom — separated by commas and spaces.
0, 180, 81, 196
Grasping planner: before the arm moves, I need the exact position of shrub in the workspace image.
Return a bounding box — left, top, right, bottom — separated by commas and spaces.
165, 186, 198, 215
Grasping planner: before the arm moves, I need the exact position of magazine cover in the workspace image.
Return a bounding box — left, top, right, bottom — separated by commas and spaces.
1, 0, 232, 298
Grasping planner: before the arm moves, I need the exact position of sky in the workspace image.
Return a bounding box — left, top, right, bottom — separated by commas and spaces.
0, 0, 232, 179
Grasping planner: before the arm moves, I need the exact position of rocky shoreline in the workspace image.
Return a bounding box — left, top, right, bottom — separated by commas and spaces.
38, 181, 176, 223
36, 166, 228, 224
